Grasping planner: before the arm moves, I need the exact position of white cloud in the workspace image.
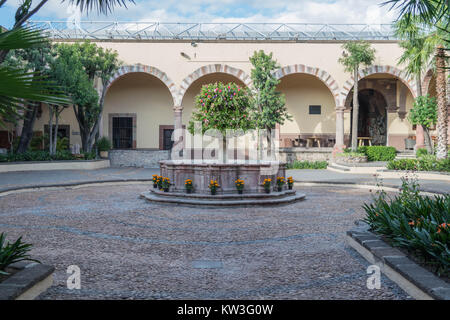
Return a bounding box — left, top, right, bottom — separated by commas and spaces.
7, 0, 400, 24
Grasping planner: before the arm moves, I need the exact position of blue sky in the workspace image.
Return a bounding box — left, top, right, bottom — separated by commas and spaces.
0, 0, 398, 29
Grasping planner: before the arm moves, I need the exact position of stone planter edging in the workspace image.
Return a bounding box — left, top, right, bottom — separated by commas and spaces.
0, 159, 110, 173
346, 226, 450, 300
0, 262, 54, 300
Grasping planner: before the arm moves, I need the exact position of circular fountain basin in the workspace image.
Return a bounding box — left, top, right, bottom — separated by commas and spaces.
141, 160, 305, 206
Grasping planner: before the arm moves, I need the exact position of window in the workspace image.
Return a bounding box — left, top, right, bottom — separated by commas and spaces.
309, 105, 321, 115
112, 117, 133, 149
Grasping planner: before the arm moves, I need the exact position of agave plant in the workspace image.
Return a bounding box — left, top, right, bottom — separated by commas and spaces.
0, 232, 40, 275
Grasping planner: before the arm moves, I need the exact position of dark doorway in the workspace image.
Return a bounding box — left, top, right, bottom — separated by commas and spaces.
163, 129, 174, 150
112, 117, 133, 149
350, 89, 387, 146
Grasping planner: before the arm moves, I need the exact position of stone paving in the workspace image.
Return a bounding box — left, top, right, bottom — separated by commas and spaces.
0, 183, 411, 299
0, 168, 448, 194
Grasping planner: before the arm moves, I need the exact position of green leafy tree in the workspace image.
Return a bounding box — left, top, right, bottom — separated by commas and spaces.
249, 50, 290, 155
188, 82, 254, 162
408, 95, 437, 153
3, 39, 68, 153
52, 41, 121, 152
338, 41, 376, 151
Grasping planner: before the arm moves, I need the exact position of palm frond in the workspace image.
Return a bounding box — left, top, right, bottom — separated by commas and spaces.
0, 27, 48, 50
63, 0, 135, 14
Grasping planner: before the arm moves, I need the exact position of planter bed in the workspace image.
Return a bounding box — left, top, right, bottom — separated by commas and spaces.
0, 262, 54, 300
347, 224, 450, 300
0, 159, 110, 173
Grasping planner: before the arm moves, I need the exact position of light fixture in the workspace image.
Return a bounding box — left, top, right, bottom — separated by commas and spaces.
180, 52, 191, 60
191, 41, 197, 47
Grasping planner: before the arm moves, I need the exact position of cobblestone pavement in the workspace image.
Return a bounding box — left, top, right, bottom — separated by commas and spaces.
0, 168, 448, 194
0, 184, 411, 300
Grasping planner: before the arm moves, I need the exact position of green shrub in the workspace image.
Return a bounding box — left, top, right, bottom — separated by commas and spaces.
82, 151, 97, 160
0, 233, 40, 275
365, 146, 397, 161
387, 156, 450, 172
96, 137, 112, 152
288, 160, 328, 169
0, 150, 76, 162
344, 146, 396, 161
416, 148, 428, 158
363, 178, 449, 275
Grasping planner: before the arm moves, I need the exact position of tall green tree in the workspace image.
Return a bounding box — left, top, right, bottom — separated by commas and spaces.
52, 41, 121, 152
3, 39, 64, 153
408, 95, 438, 152
338, 41, 376, 151
249, 50, 290, 155
188, 82, 254, 162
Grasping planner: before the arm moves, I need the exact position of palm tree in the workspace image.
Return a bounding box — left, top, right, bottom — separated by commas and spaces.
394, 16, 437, 153
384, 0, 449, 159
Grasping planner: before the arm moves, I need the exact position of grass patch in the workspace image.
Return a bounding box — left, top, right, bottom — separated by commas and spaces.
287, 160, 328, 169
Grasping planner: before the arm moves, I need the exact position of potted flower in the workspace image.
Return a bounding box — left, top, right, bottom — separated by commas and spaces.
209, 179, 219, 195
161, 177, 171, 192
235, 178, 244, 194
97, 137, 112, 159
157, 176, 163, 190
276, 176, 285, 192
287, 176, 294, 190
262, 178, 272, 193
152, 175, 159, 188
185, 179, 194, 193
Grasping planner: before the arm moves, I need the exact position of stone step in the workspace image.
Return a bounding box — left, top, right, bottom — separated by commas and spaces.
327, 163, 350, 172
140, 191, 306, 206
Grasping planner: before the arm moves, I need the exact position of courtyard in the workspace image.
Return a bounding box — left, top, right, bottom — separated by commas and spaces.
4, 167, 446, 300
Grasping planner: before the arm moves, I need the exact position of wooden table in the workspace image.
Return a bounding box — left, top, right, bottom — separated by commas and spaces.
306, 136, 321, 148
358, 137, 372, 147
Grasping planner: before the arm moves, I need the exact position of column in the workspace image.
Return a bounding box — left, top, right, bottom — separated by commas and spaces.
334, 106, 345, 149
415, 125, 425, 150
172, 106, 184, 159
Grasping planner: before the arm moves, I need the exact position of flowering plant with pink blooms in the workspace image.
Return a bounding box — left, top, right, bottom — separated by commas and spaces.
188, 82, 254, 135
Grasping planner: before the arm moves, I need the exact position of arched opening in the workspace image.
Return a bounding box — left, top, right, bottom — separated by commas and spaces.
181, 73, 247, 125
277, 73, 336, 148
103, 72, 174, 150
349, 89, 388, 146
343, 72, 416, 150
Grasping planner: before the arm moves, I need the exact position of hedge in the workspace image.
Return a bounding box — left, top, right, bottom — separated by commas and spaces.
287, 160, 328, 169
387, 156, 450, 172
0, 151, 96, 162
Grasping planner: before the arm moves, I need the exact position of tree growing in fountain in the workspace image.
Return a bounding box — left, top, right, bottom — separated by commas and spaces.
188, 82, 254, 162
339, 41, 376, 152
250, 50, 290, 157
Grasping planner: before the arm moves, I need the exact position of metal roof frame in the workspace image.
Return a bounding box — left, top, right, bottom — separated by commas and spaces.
28, 21, 398, 41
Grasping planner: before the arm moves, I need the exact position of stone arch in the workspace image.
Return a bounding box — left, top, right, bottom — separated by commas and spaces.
273, 64, 340, 106
177, 64, 252, 106
106, 64, 177, 106
339, 65, 417, 105
421, 69, 435, 95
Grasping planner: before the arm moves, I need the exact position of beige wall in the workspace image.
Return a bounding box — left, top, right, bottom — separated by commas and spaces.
277, 73, 336, 135
103, 72, 174, 149
15, 39, 424, 151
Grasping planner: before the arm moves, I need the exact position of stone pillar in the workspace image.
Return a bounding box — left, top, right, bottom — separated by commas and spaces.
172, 106, 184, 158
415, 125, 425, 150
332, 106, 346, 157
335, 106, 345, 147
